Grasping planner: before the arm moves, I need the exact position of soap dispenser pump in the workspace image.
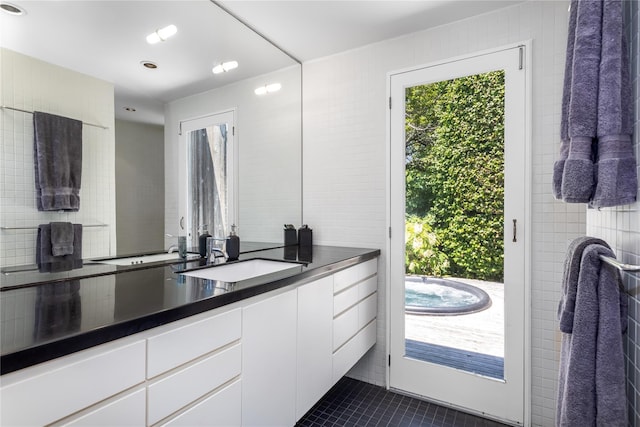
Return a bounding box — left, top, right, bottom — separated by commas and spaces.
226, 224, 240, 261
198, 225, 212, 258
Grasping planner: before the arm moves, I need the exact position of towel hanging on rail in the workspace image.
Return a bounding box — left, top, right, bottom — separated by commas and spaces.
553, 0, 636, 207
557, 237, 627, 426
33, 111, 83, 211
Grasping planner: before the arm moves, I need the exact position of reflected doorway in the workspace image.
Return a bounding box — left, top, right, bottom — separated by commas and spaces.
179, 111, 237, 248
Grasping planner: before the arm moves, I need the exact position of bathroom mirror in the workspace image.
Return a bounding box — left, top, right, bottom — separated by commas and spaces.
0, 1, 301, 267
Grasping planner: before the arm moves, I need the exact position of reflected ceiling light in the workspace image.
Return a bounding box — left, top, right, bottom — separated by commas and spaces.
254, 83, 282, 96
212, 61, 238, 74
146, 24, 177, 44
0, 2, 25, 15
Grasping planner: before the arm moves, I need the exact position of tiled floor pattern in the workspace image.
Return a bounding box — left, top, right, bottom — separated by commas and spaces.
405, 339, 504, 379
296, 377, 510, 427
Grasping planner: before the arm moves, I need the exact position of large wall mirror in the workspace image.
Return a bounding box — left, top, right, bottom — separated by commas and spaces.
0, 0, 302, 268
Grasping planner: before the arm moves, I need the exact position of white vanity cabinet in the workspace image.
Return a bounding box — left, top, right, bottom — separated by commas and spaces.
332, 258, 378, 382
0, 256, 379, 427
146, 308, 242, 426
0, 338, 146, 426
242, 288, 298, 427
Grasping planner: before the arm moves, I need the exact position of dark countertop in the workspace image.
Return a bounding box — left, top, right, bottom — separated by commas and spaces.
0, 245, 380, 375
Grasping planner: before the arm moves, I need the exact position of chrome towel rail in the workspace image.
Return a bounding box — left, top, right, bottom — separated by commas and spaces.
599, 255, 640, 273
1, 105, 109, 130
1, 224, 108, 231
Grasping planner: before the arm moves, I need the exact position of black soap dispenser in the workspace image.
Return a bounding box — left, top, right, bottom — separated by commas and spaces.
198, 225, 211, 258
226, 224, 240, 261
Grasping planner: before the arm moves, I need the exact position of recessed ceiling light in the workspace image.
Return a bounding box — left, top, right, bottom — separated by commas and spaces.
0, 2, 25, 15
141, 61, 158, 69
146, 24, 177, 45
212, 61, 238, 74
255, 83, 282, 96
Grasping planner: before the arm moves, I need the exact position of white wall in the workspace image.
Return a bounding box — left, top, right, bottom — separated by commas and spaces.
302, 2, 581, 425
0, 48, 116, 267
164, 66, 301, 246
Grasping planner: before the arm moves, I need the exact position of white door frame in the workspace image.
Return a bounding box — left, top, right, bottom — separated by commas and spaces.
384, 41, 532, 425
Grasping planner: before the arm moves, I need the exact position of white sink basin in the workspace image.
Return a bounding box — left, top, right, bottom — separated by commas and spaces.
181, 259, 301, 282
93, 253, 199, 266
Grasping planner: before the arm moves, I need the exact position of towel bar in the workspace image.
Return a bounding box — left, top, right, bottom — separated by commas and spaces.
1, 105, 109, 130
1, 224, 108, 231
599, 255, 640, 273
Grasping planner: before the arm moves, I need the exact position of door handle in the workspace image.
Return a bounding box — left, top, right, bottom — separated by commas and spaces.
180, 216, 184, 230
512, 219, 517, 243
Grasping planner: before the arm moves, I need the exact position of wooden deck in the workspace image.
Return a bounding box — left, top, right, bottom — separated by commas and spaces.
404, 278, 504, 379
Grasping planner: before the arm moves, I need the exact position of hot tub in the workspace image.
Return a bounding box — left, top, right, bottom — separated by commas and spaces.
405, 276, 492, 315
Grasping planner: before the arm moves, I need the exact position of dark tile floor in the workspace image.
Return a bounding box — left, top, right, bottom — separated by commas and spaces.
296, 377, 510, 427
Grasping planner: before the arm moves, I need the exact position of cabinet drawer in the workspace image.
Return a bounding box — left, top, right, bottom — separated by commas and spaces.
161, 380, 241, 427
0, 339, 145, 427
333, 259, 377, 293
147, 308, 241, 378
148, 343, 241, 425
333, 305, 358, 351
332, 319, 377, 383
358, 293, 377, 329
333, 284, 359, 316
358, 275, 377, 300
62, 389, 146, 426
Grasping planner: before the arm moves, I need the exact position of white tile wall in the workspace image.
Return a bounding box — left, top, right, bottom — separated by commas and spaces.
0, 49, 117, 267
587, 1, 640, 425
302, 2, 578, 425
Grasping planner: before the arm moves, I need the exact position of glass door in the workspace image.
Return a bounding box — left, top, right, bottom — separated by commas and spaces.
389, 46, 528, 425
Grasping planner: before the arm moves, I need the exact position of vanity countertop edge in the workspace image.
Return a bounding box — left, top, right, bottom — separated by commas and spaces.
0, 245, 380, 375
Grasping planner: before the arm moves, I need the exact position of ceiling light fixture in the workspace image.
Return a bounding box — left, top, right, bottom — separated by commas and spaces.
146, 24, 177, 45
212, 61, 238, 74
254, 83, 282, 96
141, 61, 158, 69
0, 2, 25, 15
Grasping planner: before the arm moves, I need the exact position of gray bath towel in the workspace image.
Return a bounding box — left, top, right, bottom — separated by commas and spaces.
560, 0, 602, 203
557, 243, 627, 427
37, 223, 83, 272
33, 111, 83, 211
590, 0, 636, 207
51, 222, 74, 256
557, 236, 608, 333
553, 0, 578, 200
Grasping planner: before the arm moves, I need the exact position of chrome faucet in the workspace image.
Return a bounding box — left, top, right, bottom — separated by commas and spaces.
209, 247, 228, 265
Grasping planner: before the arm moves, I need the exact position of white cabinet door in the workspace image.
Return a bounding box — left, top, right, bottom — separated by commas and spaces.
296, 275, 334, 420
242, 289, 297, 427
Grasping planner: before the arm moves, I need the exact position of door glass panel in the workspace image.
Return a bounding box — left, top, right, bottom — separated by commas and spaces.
186, 123, 230, 247
404, 70, 505, 379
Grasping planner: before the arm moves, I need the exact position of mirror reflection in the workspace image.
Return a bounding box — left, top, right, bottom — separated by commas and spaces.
0, 1, 302, 270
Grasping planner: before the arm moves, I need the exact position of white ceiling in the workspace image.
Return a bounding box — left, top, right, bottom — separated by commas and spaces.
0, 0, 523, 125
218, 0, 524, 62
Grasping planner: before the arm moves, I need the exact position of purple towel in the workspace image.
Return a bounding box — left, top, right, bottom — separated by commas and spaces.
557, 243, 627, 426
560, 0, 602, 203
553, 0, 579, 200
590, 0, 636, 207
554, 0, 637, 207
